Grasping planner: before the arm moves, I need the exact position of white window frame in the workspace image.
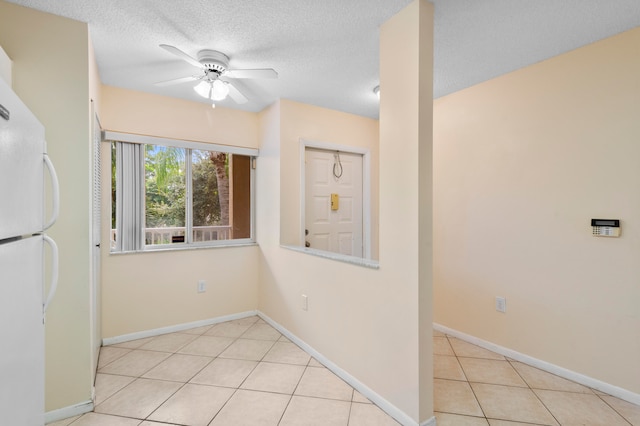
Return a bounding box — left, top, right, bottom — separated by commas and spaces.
105, 131, 258, 252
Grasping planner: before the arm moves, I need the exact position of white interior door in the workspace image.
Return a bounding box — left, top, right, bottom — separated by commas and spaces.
305, 148, 363, 257
90, 108, 102, 386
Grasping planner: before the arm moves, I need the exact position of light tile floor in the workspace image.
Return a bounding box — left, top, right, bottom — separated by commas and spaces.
47, 318, 640, 426
48, 316, 399, 426
433, 330, 640, 425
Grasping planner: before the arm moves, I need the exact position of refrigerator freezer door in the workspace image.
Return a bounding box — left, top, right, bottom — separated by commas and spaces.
0, 77, 45, 240
0, 236, 44, 425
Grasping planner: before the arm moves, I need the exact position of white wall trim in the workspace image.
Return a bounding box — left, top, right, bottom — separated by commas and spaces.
420, 417, 437, 426
281, 244, 380, 269
102, 130, 259, 157
259, 311, 426, 426
102, 310, 258, 346
44, 400, 93, 424
299, 138, 372, 259
433, 323, 640, 406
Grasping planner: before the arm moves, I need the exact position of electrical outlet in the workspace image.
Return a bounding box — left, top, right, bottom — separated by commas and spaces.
198, 280, 206, 293
495, 296, 506, 313
302, 294, 308, 311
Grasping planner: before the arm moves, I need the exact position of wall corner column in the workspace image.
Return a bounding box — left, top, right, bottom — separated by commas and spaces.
380, 0, 434, 423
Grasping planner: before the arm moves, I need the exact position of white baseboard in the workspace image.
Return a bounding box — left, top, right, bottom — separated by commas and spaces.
99, 310, 437, 425
433, 322, 640, 407
44, 400, 93, 424
102, 310, 258, 346
420, 416, 437, 426
258, 311, 430, 426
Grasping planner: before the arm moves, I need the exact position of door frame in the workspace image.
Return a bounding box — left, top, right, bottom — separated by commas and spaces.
299, 138, 372, 259
90, 102, 102, 394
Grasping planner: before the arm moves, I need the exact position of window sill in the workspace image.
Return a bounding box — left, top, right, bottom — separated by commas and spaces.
110, 241, 258, 255
281, 244, 380, 269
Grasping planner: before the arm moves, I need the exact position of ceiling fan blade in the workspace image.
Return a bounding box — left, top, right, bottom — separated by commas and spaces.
226, 82, 249, 104
159, 44, 204, 69
154, 75, 200, 87
225, 68, 278, 79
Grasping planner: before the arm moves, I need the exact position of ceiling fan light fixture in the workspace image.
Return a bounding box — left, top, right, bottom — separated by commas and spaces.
194, 80, 212, 99
194, 79, 229, 102
158, 45, 277, 106
211, 79, 229, 101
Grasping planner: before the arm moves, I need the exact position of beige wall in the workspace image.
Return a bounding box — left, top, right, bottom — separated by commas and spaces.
101, 85, 259, 148
0, 1, 93, 412
434, 27, 640, 394
99, 86, 260, 338
257, 1, 434, 422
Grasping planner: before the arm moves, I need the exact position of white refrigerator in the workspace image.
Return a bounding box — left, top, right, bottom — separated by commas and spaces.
0, 76, 59, 425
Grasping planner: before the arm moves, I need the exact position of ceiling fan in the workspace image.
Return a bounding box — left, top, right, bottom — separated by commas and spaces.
155, 44, 278, 107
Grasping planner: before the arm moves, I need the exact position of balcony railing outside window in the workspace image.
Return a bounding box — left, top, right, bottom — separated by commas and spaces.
110, 225, 233, 249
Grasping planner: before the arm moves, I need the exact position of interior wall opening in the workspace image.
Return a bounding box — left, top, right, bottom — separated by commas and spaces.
301, 143, 371, 259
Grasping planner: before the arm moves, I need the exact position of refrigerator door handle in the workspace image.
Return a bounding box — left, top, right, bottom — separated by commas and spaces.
43, 235, 59, 315
43, 154, 60, 231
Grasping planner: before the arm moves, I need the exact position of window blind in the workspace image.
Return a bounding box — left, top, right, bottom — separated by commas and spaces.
115, 142, 144, 251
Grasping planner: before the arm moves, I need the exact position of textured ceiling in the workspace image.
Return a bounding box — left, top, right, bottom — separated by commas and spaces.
4, 0, 640, 118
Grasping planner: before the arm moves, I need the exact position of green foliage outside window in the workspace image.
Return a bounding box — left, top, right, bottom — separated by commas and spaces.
145, 145, 186, 229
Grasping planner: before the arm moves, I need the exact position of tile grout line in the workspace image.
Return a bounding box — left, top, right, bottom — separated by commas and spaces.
274, 356, 311, 425
506, 357, 636, 426
204, 317, 271, 426
172, 326, 230, 426
446, 334, 488, 422
131, 332, 198, 423
446, 331, 628, 426
221, 320, 295, 425
207, 324, 255, 426
68, 326, 638, 426
505, 357, 561, 426
95, 347, 133, 371
100, 325, 219, 424
345, 388, 356, 426
592, 392, 634, 426
447, 333, 560, 426
142, 379, 188, 423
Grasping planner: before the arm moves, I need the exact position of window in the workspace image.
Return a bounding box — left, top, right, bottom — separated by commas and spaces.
107, 132, 256, 252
